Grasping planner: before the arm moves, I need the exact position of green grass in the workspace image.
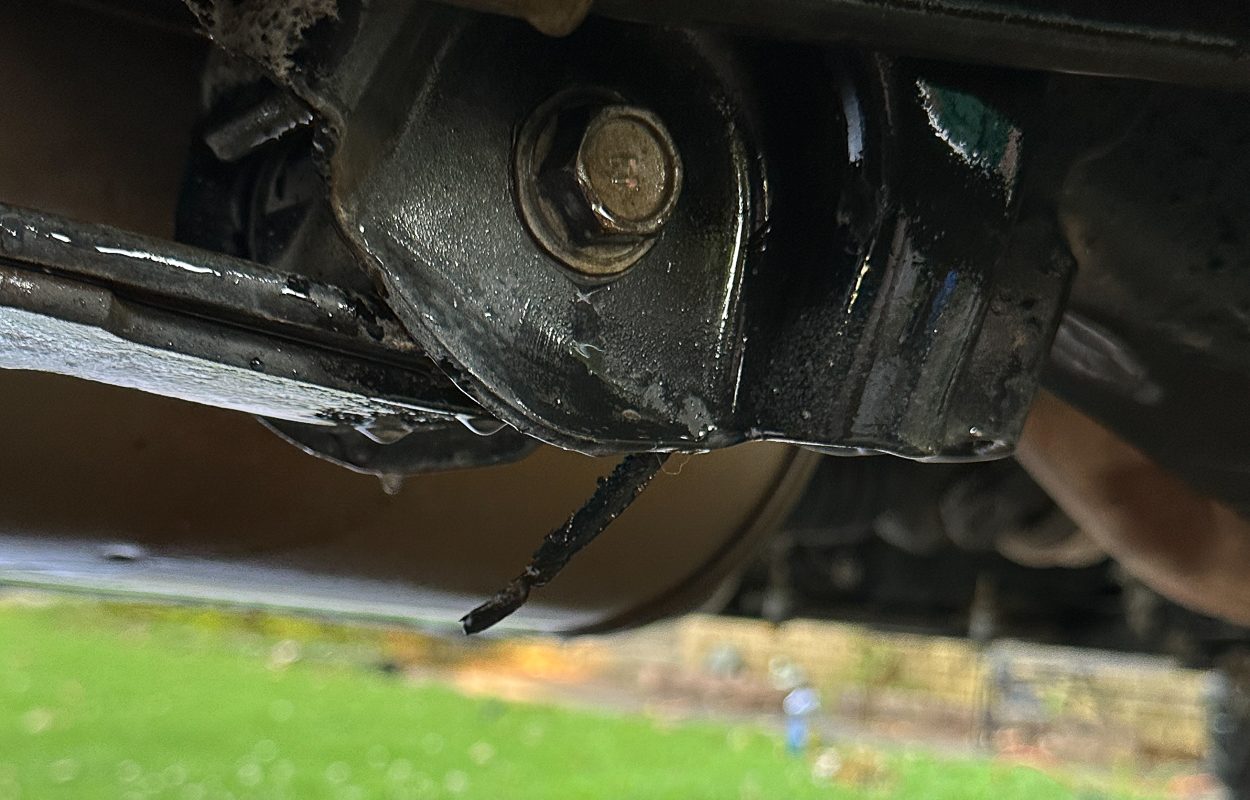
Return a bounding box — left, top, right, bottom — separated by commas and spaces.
0, 597, 1157, 800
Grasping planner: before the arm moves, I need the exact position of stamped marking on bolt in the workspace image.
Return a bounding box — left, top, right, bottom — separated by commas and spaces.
578, 110, 680, 231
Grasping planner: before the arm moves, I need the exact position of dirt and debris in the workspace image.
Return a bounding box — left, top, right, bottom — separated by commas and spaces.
182, 0, 338, 79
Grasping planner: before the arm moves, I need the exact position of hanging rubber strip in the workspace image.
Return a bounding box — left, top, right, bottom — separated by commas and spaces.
461, 452, 670, 634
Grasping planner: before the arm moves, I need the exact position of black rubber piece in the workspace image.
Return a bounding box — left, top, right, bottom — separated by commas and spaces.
461, 452, 669, 634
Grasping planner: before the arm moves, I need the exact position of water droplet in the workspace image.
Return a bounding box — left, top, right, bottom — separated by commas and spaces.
455, 414, 507, 436
361, 416, 414, 444
378, 474, 404, 496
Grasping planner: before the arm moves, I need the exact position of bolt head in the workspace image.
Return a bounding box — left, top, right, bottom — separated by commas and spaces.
575, 107, 681, 237
515, 91, 684, 277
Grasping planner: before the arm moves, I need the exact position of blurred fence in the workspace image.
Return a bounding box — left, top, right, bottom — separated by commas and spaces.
674, 615, 1211, 765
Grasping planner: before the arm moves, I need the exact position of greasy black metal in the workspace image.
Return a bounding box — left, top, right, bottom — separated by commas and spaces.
591, 0, 1250, 92
461, 451, 669, 634
1040, 76, 1250, 518
177, 116, 545, 472
326, 11, 762, 454
0, 201, 489, 431
264, 418, 540, 477
1, 202, 417, 360
295, 4, 1071, 459
734, 56, 1072, 461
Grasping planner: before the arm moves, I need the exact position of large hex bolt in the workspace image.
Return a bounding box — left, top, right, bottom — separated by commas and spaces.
575, 107, 682, 237
516, 95, 683, 277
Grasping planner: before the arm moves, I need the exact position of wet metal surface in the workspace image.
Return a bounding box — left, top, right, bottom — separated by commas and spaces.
265, 417, 541, 478
329, 12, 761, 454
0, 201, 483, 431
296, 5, 1070, 458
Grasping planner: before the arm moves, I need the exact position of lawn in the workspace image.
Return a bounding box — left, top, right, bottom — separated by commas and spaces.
0, 595, 1162, 800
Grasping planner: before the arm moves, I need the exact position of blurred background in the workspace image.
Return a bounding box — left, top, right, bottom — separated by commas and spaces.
1, 2, 1248, 800
0, 588, 1225, 800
